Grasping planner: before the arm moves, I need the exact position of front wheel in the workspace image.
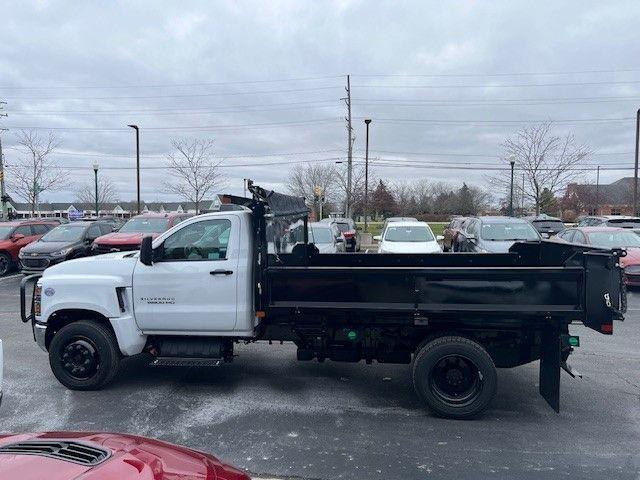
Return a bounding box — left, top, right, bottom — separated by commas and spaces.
0, 253, 11, 276
412, 336, 497, 419
49, 320, 121, 390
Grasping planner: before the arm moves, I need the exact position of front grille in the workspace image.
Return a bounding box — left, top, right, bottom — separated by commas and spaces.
94, 244, 140, 254
0, 441, 110, 466
21, 258, 49, 268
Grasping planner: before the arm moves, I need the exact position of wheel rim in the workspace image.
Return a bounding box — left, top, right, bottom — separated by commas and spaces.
61, 337, 99, 380
0, 256, 8, 275
429, 354, 483, 406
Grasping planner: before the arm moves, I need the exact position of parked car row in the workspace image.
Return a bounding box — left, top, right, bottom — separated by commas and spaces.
0, 213, 193, 276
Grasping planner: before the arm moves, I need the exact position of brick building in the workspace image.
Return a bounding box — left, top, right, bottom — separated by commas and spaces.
564, 177, 634, 216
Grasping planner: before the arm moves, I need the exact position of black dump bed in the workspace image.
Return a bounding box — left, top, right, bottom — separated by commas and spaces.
266, 241, 625, 334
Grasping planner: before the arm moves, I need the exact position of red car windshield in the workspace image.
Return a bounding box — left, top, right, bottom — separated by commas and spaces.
119, 217, 170, 234
587, 230, 640, 249
0, 225, 15, 240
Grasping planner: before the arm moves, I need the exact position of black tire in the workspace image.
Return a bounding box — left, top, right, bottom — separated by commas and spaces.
0, 252, 11, 276
412, 335, 497, 419
49, 320, 121, 390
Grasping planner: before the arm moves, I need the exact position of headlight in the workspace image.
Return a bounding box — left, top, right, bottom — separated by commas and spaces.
625, 265, 640, 274
51, 247, 72, 257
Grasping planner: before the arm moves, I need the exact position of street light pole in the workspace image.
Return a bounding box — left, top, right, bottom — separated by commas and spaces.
127, 124, 141, 214
364, 119, 371, 232
595, 165, 600, 215
634, 109, 640, 216
93, 163, 99, 217
509, 158, 515, 217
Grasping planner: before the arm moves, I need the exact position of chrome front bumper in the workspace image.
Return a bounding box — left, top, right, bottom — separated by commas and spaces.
34, 322, 47, 352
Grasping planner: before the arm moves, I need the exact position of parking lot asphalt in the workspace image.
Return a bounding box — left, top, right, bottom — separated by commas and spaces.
0, 272, 639, 480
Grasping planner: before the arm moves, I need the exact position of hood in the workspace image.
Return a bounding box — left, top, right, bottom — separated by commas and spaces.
0, 239, 16, 249
21, 241, 81, 254
0, 432, 249, 480
380, 241, 442, 254
479, 239, 520, 253
315, 243, 337, 253
94, 232, 157, 246
43, 251, 138, 279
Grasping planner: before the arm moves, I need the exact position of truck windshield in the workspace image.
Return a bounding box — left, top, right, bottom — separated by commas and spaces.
311, 227, 333, 244
0, 226, 15, 240
40, 225, 85, 242
481, 222, 539, 241
119, 217, 170, 233
384, 226, 433, 242
587, 231, 640, 248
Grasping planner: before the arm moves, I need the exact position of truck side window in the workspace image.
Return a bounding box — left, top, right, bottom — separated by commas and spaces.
161, 219, 232, 261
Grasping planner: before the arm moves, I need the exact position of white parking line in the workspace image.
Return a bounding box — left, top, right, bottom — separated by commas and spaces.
0, 274, 22, 283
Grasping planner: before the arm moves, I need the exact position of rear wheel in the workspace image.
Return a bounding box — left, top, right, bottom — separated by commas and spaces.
49, 320, 120, 390
0, 253, 11, 276
412, 336, 497, 419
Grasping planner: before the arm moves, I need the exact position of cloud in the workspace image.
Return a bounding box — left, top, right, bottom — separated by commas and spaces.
0, 0, 639, 202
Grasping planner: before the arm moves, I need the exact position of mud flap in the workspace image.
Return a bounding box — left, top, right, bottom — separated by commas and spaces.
539, 326, 561, 413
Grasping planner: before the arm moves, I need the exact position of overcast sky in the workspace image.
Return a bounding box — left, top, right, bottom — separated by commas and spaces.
1, 0, 640, 204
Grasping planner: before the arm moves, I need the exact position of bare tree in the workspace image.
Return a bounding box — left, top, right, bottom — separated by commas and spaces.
287, 162, 338, 219
490, 122, 590, 215
7, 130, 68, 215
75, 176, 119, 206
163, 138, 225, 214
334, 163, 369, 217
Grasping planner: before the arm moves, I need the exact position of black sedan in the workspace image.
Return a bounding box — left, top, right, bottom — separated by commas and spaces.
18, 221, 113, 273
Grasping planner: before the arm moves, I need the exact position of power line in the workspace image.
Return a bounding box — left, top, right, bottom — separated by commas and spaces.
4, 146, 343, 159
3, 118, 340, 131
361, 116, 634, 125
0, 75, 344, 90
352, 79, 640, 89
361, 149, 633, 158
8, 85, 342, 101
5, 99, 341, 116
352, 68, 640, 78
4, 157, 345, 170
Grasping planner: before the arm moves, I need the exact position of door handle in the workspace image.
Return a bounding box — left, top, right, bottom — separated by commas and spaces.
210, 269, 233, 275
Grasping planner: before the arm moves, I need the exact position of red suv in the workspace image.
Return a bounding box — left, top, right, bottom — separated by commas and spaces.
92, 213, 192, 254
0, 219, 57, 275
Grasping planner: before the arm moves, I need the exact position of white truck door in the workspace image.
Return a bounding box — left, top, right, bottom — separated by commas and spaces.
133, 216, 240, 333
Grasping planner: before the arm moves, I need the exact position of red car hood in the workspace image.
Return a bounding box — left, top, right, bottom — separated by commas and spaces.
620, 247, 640, 267
0, 432, 249, 480
0, 239, 15, 249
94, 232, 158, 246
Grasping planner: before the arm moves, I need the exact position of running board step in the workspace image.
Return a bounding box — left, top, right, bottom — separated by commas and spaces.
151, 357, 223, 367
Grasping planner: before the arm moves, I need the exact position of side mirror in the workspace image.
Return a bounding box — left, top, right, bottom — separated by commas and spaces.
140, 236, 154, 266
11, 233, 25, 242
436, 235, 444, 242
373, 235, 381, 242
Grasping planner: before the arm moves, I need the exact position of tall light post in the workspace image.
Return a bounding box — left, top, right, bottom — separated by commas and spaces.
509, 157, 515, 217
127, 124, 141, 214
93, 163, 99, 217
364, 119, 372, 232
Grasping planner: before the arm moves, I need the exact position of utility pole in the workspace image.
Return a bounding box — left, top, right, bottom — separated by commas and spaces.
364, 119, 371, 232
127, 125, 141, 214
343, 75, 354, 217
93, 163, 100, 217
634, 108, 640, 216
0, 101, 7, 221
595, 165, 600, 215
508, 157, 515, 217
